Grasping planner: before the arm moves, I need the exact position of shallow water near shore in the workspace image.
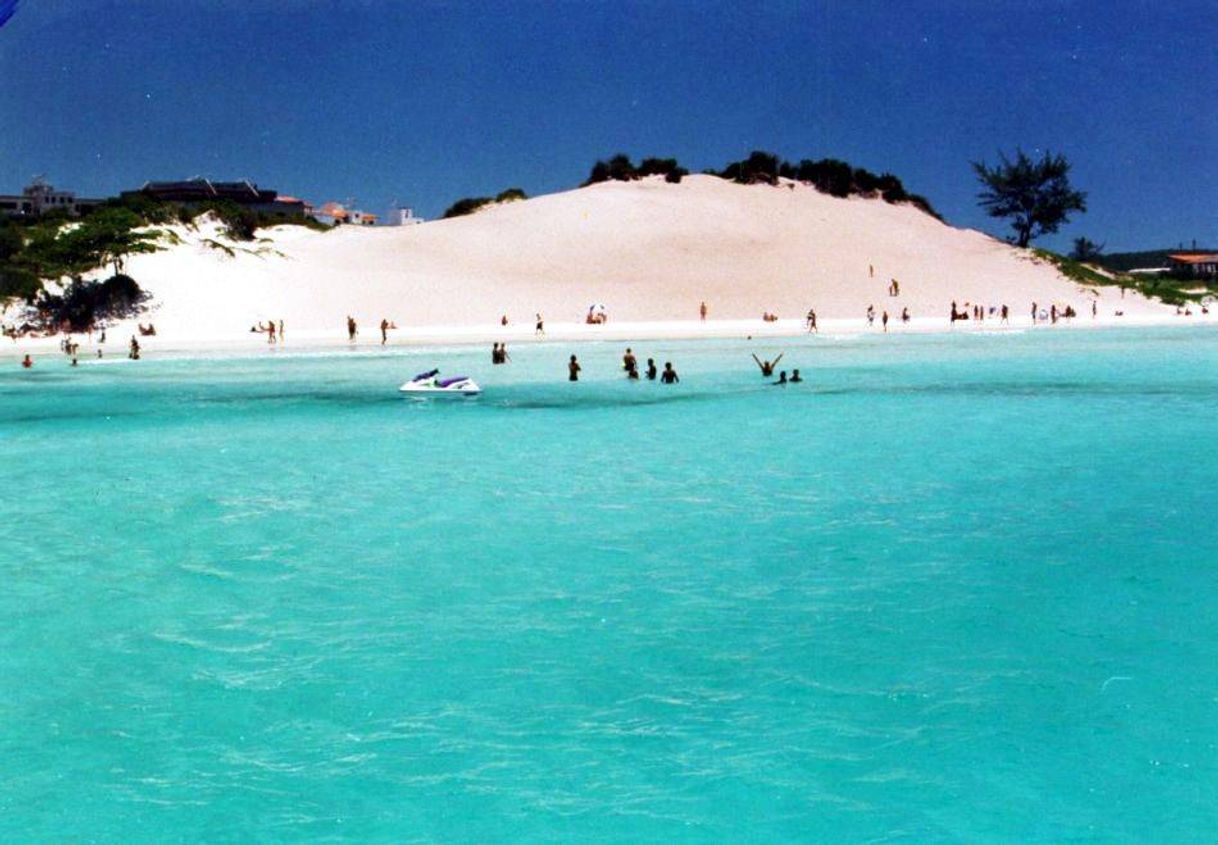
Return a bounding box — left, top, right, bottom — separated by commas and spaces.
2, 327, 1217, 842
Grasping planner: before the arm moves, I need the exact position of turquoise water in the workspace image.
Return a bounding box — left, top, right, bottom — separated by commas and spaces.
2, 328, 1217, 842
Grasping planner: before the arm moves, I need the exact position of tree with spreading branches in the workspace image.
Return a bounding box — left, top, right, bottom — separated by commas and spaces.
973, 149, 1087, 248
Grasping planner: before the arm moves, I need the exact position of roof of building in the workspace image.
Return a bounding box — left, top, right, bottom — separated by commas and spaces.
1168, 253, 1218, 263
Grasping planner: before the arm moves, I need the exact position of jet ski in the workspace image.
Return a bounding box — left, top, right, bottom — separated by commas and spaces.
399, 368, 481, 396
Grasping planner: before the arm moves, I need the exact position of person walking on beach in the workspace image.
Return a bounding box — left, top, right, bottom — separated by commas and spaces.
568, 354, 581, 381
267, 320, 276, 344
278, 319, 285, 341
806, 308, 818, 333
882, 310, 889, 332
380, 318, 390, 345
1001, 304, 1009, 324
866, 304, 875, 326
660, 362, 679, 384
347, 315, 357, 341
1051, 304, 1058, 325
535, 313, 544, 335
1031, 302, 1037, 325
646, 358, 657, 380
1092, 300, 1097, 319
700, 301, 708, 321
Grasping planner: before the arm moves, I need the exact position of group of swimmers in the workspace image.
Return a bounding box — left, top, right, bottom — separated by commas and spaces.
753, 352, 802, 385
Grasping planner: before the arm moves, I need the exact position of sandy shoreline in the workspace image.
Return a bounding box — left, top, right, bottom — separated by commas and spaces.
3, 312, 1213, 364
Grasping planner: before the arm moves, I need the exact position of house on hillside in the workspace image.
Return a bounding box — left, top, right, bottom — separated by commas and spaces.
312, 201, 378, 226
0, 178, 103, 218
1168, 253, 1218, 277
121, 178, 307, 217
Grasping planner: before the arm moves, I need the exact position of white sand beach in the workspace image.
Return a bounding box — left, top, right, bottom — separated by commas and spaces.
3, 175, 1194, 357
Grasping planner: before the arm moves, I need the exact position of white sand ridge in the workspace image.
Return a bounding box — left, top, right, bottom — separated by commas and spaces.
109, 174, 1168, 343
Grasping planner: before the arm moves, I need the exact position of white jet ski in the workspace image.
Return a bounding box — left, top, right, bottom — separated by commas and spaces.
399, 368, 482, 396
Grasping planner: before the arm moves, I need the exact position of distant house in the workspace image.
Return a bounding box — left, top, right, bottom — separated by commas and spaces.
312, 201, 377, 226
388, 206, 424, 226
1167, 253, 1218, 277
120, 178, 307, 217
0, 178, 103, 218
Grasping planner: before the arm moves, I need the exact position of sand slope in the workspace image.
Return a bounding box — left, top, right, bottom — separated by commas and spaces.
109, 174, 1165, 340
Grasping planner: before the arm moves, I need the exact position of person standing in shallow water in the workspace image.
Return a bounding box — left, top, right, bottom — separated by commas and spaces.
622, 347, 637, 375
646, 358, 657, 380
790, 369, 803, 383
660, 362, 679, 384
568, 354, 580, 381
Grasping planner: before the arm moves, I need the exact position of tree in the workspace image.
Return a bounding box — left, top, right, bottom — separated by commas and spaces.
972, 149, 1087, 248
1070, 237, 1104, 262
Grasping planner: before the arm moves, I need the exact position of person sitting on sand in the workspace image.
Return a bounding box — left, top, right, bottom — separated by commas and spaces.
790, 369, 803, 383
568, 354, 580, 381
501, 314, 508, 326
774, 370, 788, 385
752, 352, 783, 377
646, 358, 657, 380
660, 362, 679, 384
902, 307, 910, 323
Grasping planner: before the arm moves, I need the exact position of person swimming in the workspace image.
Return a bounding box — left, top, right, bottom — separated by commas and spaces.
774, 370, 788, 385
752, 352, 783, 377
790, 369, 803, 383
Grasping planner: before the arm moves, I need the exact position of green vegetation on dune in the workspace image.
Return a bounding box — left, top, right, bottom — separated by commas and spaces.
441, 187, 529, 219
1031, 248, 1213, 306
579, 150, 942, 219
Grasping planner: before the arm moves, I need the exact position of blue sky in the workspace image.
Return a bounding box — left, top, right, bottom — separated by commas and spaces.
1, 0, 1214, 251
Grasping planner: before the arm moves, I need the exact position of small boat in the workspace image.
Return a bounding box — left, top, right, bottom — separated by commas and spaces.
399, 368, 481, 396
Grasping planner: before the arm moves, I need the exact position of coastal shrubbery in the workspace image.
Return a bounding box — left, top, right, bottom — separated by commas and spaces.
442, 187, 530, 219
584, 155, 689, 185
579, 150, 939, 217
27, 273, 151, 333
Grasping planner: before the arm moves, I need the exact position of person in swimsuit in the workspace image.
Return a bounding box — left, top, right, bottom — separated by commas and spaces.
660, 362, 679, 384
790, 369, 803, 383
646, 358, 657, 380
568, 354, 581, 381
752, 352, 783, 377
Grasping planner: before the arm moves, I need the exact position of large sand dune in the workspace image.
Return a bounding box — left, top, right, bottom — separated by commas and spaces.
109, 174, 1166, 341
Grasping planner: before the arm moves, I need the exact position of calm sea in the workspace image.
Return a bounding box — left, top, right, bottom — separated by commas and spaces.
2, 327, 1216, 842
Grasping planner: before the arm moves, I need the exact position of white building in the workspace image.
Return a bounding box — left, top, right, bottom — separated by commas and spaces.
388, 206, 425, 226
0, 177, 103, 218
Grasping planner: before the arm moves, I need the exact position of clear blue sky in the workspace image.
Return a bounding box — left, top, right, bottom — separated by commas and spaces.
1, 0, 1214, 252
